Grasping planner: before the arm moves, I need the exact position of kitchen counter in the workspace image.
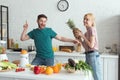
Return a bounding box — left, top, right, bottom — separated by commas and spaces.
0, 68, 92, 80
5, 50, 119, 80
6, 50, 118, 59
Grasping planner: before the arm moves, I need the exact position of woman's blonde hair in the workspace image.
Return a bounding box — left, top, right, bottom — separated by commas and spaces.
84, 13, 95, 27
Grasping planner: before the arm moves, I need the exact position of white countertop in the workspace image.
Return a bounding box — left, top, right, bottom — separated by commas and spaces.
0, 68, 92, 80
6, 50, 119, 59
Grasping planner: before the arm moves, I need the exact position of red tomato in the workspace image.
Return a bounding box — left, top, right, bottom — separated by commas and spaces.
15, 69, 18, 72
22, 68, 25, 71
15, 68, 19, 72
15, 68, 25, 72
34, 66, 41, 74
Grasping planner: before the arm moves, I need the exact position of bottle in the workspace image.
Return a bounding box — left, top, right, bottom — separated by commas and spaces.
112, 44, 117, 54
8, 39, 12, 48
15, 40, 19, 49
52, 45, 58, 52
11, 39, 14, 49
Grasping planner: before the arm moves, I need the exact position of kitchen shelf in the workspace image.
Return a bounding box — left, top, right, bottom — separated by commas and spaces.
0, 5, 9, 48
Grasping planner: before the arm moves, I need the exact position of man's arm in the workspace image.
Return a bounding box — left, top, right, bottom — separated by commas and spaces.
20, 21, 30, 41
54, 35, 79, 44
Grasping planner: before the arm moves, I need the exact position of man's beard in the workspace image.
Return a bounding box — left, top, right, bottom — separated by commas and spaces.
38, 24, 45, 29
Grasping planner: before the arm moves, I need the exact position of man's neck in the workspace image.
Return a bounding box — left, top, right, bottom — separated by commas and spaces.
38, 26, 45, 29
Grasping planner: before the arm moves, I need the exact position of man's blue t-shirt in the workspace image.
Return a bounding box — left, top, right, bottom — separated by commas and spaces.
27, 27, 57, 59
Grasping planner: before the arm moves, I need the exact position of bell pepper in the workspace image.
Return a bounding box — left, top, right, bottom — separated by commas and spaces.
34, 65, 41, 74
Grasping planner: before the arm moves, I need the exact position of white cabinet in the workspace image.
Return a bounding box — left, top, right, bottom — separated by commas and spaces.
54, 55, 85, 64
54, 56, 73, 63
100, 58, 104, 80
7, 53, 20, 62
54, 52, 85, 64
103, 58, 118, 80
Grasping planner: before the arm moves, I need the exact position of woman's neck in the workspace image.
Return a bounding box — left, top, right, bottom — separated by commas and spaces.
86, 26, 91, 29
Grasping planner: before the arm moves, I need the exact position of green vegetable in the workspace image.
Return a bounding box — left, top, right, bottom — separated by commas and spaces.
0, 61, 17, 69
65, 59, 93, 74
76, 60, 93, 74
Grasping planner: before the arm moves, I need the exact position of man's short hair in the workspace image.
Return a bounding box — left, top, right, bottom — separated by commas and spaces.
37, 14, 47, 20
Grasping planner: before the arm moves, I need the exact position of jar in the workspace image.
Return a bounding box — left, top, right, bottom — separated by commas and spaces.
28, 45, 35, 51
20, 51, 29, 67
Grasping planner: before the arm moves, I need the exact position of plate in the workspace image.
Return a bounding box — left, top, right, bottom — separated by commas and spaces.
12, 48, 22, 52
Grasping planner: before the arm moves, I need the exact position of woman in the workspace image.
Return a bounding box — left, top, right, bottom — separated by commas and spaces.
74, 13, 102, 80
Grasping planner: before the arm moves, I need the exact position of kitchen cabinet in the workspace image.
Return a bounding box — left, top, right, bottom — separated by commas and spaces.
0, 5, 9, 48
103, 57, 118, 80
54, 54, 85, 63
7, 53, 21, 62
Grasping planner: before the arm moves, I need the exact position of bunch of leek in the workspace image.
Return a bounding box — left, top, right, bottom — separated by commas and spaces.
0, 61, 17, 70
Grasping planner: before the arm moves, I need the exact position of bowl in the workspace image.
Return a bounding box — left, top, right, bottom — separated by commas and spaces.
63, 63, 76, 73
65, 68, 76, 73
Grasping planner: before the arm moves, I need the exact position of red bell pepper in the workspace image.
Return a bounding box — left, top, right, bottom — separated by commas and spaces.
34, 66, 41, 74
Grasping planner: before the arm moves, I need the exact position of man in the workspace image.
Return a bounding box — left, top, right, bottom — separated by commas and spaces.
20, 14, 78, 66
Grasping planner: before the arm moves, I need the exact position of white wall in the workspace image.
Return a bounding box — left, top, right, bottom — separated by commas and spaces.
0, 0, 120, 52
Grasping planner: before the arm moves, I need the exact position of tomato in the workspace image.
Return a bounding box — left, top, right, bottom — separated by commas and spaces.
15, 68, 25, 72
22, 68, 25, 71
34, 66, 41, 74
15, 68, 19, 72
